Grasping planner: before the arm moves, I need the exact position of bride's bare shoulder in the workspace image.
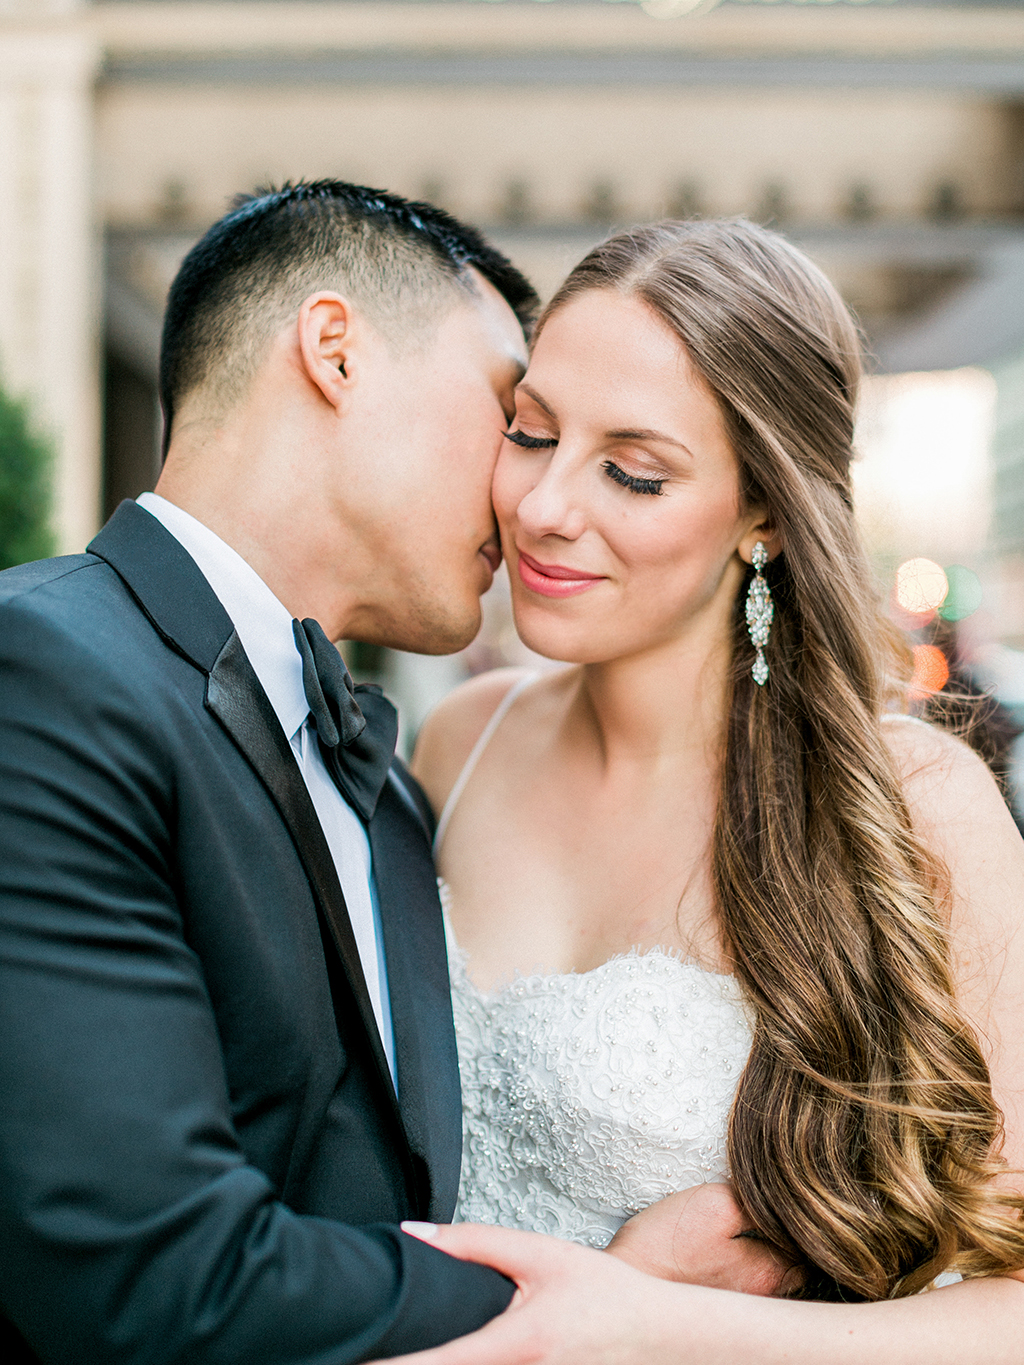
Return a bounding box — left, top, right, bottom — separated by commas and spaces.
880, 713, 1023, 922
411, 667, 536, 815
880, 713, 993, 813
880, 713, 1001, 836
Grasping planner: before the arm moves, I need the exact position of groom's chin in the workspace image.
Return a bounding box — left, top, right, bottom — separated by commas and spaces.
378, 602, 483, 658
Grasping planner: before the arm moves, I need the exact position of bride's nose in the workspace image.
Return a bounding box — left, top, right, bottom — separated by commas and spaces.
515, 459, 587, 543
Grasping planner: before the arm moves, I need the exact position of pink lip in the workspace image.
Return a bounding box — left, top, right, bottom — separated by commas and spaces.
516, 550, 604, 599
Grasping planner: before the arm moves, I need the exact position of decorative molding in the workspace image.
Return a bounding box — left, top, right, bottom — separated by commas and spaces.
88, 2, 1024, 63
101, 50, 1024, 88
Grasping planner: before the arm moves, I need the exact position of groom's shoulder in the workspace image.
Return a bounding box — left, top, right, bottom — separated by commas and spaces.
0, 549, 160, 684
0, 549, 136, 641
0, 552, 100, 608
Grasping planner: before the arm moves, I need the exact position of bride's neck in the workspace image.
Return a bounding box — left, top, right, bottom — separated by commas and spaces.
571, 633, 731, 777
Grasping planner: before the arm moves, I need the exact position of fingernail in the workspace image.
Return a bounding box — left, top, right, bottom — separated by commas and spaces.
401, 1221, 440, 1241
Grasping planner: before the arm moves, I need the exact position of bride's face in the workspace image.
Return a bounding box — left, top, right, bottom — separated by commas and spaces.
492, 288, 767, 666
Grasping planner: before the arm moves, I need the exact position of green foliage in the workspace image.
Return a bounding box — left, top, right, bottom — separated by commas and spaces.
0, 382, 55, 571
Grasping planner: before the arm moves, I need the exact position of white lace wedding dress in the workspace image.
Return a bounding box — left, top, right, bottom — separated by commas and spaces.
446, 914, 753, 1248
435, 675, 755, 1249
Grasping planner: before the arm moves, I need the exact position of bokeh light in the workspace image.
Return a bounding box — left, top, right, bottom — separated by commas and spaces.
938, 564, 983, 622
895, 558, 948, 617
909, 644, 950, 699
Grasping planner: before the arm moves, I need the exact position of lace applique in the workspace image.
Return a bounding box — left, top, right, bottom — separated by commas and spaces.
443, 883, 754, 1249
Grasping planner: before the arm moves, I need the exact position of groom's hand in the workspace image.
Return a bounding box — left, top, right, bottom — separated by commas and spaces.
605, 1183, 802, 1297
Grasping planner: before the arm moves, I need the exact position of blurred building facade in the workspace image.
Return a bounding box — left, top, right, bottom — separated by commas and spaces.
3, 0, 1024, 653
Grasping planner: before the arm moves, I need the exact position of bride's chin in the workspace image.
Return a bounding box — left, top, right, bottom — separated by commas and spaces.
510, 608, 627, 667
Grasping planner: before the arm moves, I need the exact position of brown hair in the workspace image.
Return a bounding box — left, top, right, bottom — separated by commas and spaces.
543, 219, 1024, 1300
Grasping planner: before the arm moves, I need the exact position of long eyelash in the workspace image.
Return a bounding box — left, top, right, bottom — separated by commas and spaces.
504, 428, 558, 449
603, 460, 665, 496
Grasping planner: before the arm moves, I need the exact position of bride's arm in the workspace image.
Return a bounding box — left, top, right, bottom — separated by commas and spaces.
886, 717, 1024, 1197
604, 1181, 802, 1295
378, 1222, 1024, 1365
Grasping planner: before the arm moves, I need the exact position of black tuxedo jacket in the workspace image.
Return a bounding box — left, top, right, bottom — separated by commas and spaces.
0, 501, 513, 1364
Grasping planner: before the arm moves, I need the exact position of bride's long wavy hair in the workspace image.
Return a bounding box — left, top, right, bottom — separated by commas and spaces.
540, 219, 1024, 1300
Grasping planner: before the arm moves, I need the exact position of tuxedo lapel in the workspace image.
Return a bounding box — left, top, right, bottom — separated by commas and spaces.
370, 769, 463, 1221
88, 500, 233, 674
205, 633, 401, 1116
88, 502, 406, 1131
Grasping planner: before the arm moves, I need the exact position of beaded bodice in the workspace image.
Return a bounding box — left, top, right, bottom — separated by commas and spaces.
446, 897, 754, 1249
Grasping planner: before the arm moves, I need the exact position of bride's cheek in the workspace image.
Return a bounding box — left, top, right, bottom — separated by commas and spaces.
492, 455, 528, 521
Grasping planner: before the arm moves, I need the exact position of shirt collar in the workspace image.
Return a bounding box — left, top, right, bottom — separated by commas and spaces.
136, 493, 311, 741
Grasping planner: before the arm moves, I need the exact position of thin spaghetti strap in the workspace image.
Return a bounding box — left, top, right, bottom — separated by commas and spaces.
433, 671, 539, 856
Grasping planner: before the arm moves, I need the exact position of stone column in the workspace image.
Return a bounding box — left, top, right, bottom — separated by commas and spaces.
0, 0, 101, 552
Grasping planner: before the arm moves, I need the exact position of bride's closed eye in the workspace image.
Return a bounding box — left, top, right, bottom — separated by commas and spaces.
603, 461, 665, 497
504, 428, 558, 450
505, 427, 666, 496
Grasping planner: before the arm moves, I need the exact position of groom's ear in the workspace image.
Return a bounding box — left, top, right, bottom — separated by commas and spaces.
296, 292, 360, 411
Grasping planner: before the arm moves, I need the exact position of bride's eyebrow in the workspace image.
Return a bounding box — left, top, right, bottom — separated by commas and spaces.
515, 385, 692, 458
515, 382, 556, 417
607, 427, 693, 457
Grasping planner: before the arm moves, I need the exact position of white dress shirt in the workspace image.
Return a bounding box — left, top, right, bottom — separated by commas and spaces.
136, 492, 397, 1086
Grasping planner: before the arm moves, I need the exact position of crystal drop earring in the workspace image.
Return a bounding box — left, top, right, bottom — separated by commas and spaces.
745, 541, 773, 687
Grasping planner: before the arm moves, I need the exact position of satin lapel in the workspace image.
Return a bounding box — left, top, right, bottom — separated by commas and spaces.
369, 769, 463, 1222
89, 503, 406, 1133
206, 633, 402, 1118
88, 500, 233, 672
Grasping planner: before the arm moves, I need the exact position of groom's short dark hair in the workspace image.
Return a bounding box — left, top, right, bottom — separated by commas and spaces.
159, 180, 539, 451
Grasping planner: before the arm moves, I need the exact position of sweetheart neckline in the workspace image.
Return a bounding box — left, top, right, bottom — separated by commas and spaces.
439, 880, 743, 1002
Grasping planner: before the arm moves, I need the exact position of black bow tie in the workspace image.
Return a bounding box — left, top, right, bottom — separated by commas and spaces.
292, 618, 398, 822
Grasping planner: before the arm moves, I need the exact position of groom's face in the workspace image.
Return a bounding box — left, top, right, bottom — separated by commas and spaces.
340, 273, 528, 655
